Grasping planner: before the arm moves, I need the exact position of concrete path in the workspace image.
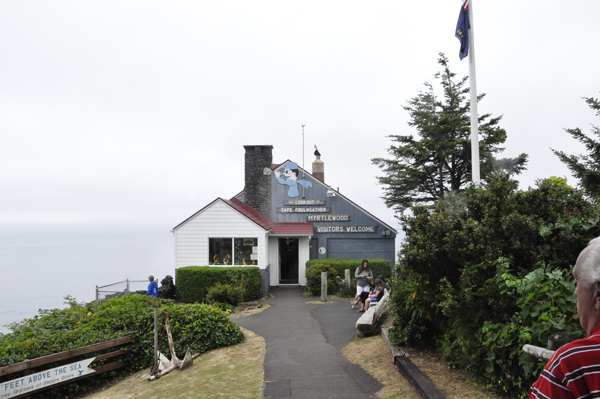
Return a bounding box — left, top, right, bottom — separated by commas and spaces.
233, 286, 383, 399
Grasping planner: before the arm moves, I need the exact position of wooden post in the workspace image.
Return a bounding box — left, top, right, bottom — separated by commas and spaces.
548, 332, 569, 350
345, 269, 351, 288
321, 272, 327, 302
154, 308, 158, 365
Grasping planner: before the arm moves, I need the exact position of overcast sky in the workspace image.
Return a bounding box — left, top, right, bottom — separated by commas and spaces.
1, 1, 599, 233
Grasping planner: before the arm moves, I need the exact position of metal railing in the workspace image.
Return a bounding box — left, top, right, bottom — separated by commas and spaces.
95, 279, 148, 302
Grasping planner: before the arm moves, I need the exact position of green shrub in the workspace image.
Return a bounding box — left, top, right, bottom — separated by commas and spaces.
0, 295, 243, 398
305, 264, 339, 295
390, 174, 600, 397
176, 266, 262, 303
207, 283, 243, 306
478, 263, 583, 397
210, 301, 236, 312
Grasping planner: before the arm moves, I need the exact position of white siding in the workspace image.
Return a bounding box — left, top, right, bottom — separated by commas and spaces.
298, 237, 310, 286
174, 200, 268, 269
268, 236, 279, 284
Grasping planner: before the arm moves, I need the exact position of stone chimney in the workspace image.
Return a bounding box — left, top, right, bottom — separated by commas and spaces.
243, 145, 273, 217
312, 146, 324, 183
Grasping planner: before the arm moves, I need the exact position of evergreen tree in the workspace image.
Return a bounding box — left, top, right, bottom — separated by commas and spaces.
372, 53, 528, 212
552, 95, 600, 200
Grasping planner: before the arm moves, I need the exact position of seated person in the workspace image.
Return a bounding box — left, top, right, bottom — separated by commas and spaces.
358, 278, 384, 312
529, 236, 600, 398
377, 275, 391, 293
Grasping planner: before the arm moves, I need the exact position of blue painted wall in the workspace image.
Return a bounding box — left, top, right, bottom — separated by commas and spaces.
269, 163, 396, 266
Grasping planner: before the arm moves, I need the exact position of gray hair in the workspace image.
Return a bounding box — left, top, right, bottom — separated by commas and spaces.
578, 237, 600, 287
149, 275, 154, 282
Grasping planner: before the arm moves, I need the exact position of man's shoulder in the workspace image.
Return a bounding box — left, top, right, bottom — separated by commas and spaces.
561, 329, 600, 350
549, 331, 600, 369
534, 329, 600, 398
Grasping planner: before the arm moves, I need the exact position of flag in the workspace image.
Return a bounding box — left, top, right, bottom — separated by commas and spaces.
455, 0, 470, 60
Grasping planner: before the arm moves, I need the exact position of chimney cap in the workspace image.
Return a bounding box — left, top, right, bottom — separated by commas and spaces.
243, 144, 274, 151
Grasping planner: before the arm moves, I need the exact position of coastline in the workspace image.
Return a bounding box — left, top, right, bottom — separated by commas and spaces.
0, 222, 174, 334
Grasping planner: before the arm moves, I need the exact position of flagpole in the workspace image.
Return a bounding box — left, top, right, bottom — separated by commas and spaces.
468, 0, 480, 185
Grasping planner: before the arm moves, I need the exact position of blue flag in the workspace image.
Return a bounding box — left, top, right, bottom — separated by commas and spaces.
455, 0, 470, 60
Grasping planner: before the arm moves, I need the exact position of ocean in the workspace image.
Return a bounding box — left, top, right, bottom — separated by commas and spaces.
0, 223, 175, 334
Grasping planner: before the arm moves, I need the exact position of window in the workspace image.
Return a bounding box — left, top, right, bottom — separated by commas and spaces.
209, 238, 258, 265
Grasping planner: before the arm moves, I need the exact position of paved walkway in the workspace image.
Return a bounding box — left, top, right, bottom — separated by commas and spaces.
233, 286, 383, 399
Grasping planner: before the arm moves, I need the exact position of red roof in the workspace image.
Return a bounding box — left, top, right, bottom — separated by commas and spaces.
223, 198, 274, 230
224, 198, 313, 235
173, 197, 313, 235
271, 222, 313, 235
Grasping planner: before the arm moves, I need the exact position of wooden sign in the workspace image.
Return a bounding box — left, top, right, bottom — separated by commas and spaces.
307, 214, 350, 222
277, 207, 330, 213
1, 358, 95, 398
315, 226, 377, 233
283, 199, 325, 206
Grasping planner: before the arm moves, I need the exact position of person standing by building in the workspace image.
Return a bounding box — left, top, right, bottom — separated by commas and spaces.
351, 260, 372, 309
530, 237, 600, 398
146, 275, 158, 298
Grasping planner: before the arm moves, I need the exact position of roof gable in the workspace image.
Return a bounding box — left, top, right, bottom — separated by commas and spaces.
272, 160, 397, 233
172, 197, 270, 232
224, 198, 273, 230
173, 197, 313, 235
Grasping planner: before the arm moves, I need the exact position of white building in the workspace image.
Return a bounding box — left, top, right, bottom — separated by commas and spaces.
173, 145, 396, 290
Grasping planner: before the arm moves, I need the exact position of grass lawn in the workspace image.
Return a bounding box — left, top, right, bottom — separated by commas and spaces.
83, 327, 265, 399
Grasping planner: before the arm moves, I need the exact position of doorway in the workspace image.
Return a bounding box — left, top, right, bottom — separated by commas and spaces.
279, 237, 299, 284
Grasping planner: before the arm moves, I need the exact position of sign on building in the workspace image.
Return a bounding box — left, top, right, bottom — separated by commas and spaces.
283, 199, 325, 206
315, 226, 377, 233
277, 207, 331, 213
307, 214, 350, 222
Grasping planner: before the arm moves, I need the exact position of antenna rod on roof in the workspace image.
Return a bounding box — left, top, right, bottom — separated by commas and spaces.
302, 125, 306, 198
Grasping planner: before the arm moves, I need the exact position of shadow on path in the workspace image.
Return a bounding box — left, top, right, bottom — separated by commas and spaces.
233, 286, 383, 398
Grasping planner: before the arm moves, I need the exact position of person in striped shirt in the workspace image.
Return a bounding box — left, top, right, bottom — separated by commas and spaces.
530, 236, 600, 398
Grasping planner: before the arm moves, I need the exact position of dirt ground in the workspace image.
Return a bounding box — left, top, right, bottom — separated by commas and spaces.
343, 334, 507, 399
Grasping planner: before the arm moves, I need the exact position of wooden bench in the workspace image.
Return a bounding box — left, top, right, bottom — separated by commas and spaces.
356, 289, 390, 337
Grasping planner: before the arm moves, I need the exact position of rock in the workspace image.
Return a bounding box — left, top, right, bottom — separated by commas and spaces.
158, 275, 177, 299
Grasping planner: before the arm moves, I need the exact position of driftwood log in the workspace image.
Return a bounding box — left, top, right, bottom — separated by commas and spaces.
163, 312, 193, 370
522, 344, 555, 361
356, 289, 390, 338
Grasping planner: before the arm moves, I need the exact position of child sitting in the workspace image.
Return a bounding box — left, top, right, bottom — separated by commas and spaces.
358, 278, 384, 312
377, 275, 391, 293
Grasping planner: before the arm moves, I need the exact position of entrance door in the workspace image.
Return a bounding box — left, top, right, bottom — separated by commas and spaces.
279, 238, 299, 284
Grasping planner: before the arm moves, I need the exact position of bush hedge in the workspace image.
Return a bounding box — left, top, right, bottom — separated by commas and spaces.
305, 258, 392, 282
176, 266, 262, 303
207, 283, 243, 306
391, 175, 600, 397
0, 295, 243, 398
305, 264, 340, 295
